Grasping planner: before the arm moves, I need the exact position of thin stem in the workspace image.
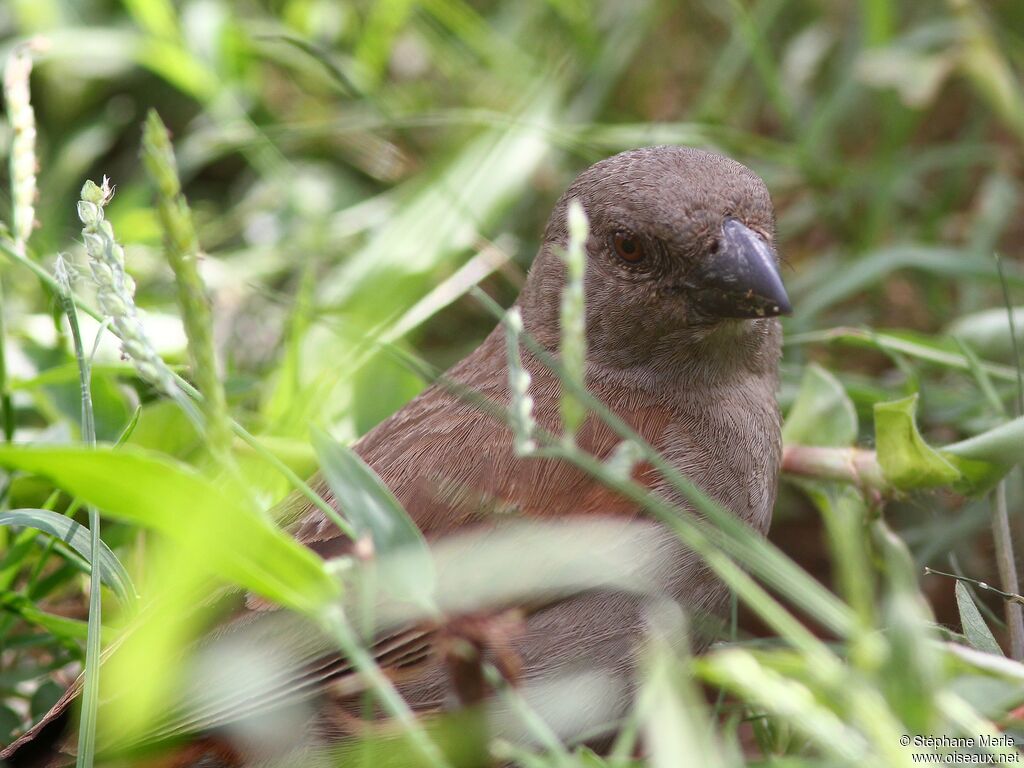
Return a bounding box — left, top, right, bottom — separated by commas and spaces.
57, 266, 102, 768
991, 480, 1024, 658
786, 326, 1019, 382
781, 445, 886, 491
991, 253, 1024, 659
318, 606, 451, 768
483, 664, 574, 767
924, 566, 1024, 606
0, 274, 13, 443
141, 111, 233, 464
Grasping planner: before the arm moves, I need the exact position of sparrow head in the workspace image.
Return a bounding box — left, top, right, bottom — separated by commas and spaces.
521, 146, 789, 372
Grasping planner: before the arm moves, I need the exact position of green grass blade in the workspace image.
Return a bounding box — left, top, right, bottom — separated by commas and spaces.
0, 445, 339, 614
0, 509, 135, 605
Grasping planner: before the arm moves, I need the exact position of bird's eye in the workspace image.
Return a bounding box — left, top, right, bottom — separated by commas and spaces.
612, 231, 644, 264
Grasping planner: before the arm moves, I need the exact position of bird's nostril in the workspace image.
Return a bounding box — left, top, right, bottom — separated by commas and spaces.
709, 238, 720, 255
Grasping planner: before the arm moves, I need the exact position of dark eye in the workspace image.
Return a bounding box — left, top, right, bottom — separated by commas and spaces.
612, 231, 644, 263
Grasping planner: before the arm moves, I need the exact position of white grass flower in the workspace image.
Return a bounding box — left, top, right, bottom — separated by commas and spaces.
559, 198, 588, 441
3, 39, 46, 251
504, 307, 536, 456
78, 178, 180, 402
605, 440, 643, 482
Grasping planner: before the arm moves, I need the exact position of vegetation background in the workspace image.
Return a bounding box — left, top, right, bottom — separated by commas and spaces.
2, 0, 1024, 765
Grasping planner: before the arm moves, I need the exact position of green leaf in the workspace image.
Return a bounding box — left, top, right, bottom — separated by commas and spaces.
790, 246, 1024, 321
125, 400, 201, 458
783, 363, 858, 447
944, 415, 1024, 465
42, 369, 133, 443
949, 306, 1024, 363
0, 509, 136, 606
873, 395, 961, 489
0, 445, 338, 614
955, 581, 1004, 656
0, 591, 98, 642
697, 649, 867, 762
941, 452, 1008, 497
941, 415, 1024, 495
641, 634, 730, 768
786, 327, 1018, 382
312, 428, 434, 608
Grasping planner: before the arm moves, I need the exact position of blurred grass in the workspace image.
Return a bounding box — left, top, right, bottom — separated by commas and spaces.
1, 0, 1024, 764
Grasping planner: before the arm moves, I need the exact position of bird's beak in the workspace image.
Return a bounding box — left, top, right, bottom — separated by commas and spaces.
692, 218, 791, 319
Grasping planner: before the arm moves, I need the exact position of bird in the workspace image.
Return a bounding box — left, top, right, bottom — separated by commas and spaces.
3, 145, 790, 766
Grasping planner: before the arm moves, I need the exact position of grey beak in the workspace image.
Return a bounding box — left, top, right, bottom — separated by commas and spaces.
692, 218, 791, 319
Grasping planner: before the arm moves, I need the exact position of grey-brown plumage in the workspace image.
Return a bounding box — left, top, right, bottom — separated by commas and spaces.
2, 145, 788, 766
298, 144, 785, 719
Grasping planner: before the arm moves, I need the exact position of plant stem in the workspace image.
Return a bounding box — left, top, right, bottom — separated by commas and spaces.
141, 111, 233, 465
0, 273, 13, 442
56, 263, 102, 768
781, 445, 886, 490
991, 479, 1024, 659
924, 566, 1024, 606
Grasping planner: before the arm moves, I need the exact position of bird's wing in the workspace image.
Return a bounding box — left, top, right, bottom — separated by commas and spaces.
290, 330, 665, 558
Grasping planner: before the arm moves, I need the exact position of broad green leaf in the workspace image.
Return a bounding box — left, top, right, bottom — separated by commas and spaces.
942, 415, 1024, 495
944, 415, 1024, 466
99, 546, 227, 746
0, 445, 338, 613
941, 452, 1008, 497
873, 395, 960, 489
312, 428, 434, 608
955, 581, 1004, 656
948, 306, 1024, 363
783, 363, 857, 447
0, 509, 136, 606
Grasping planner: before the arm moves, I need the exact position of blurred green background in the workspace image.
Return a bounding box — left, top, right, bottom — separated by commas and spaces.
2, 0, 1023, 447
3, 0, 1024, 759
